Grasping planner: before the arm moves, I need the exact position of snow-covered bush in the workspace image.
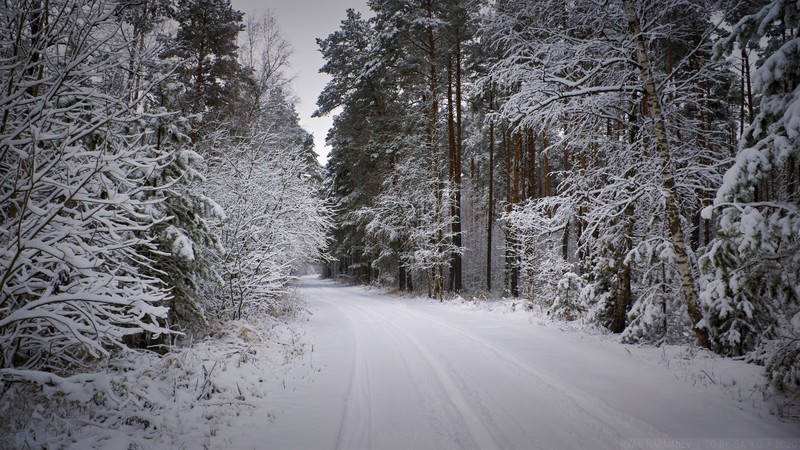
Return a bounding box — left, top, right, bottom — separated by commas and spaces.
207, 111, 332, 320
549, 272, 585, 321
0, 313, 308, 448
503, 196, 573, 305
765, 335, 800, 394
0, 0, 172, 373
622, 240, 692, 345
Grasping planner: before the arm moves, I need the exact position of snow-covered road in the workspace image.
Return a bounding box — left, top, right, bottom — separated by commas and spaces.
216, 277, 797, 449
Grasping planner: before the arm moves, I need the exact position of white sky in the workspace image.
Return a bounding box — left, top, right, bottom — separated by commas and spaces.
231, 0, 371, 165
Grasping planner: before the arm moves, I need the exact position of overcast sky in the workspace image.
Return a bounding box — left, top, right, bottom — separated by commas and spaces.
231, 0, 371, 165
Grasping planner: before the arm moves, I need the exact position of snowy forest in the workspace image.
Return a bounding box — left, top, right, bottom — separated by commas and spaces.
0, 0, 332, 444
321, 0, 799, 399
0, 0, 799, 446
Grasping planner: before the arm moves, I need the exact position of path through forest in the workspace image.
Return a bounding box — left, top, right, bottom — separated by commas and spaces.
214, 277, 797, 449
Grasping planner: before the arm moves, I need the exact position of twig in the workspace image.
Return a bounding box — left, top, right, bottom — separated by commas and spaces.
700, 369, 716, 384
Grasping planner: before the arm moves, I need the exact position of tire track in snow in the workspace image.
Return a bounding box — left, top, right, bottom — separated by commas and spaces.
341, 297, 506, 450
323, 292, 470, 449
319, 288, 645, 449
324, 297, 374, 450
357, 299, 619, 449
379, 300, 669, 446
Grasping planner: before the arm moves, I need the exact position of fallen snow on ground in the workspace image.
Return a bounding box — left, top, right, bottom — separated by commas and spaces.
0, 315, 311, 449
446, 294, 783, 412
2, 277, 798, 449
216, 277, 797, 449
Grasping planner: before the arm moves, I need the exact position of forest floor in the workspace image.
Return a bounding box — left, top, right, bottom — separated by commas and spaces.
4, 276, 798, 449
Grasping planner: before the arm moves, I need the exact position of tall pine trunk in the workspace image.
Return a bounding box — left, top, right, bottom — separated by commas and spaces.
487, 119, 495, 291
452, 41, 463, 291
426, 0, 443, 301
446, 55, 461, 292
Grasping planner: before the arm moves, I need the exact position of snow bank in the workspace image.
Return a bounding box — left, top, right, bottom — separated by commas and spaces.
440, 291, 799, 422
0, 313, 309, 449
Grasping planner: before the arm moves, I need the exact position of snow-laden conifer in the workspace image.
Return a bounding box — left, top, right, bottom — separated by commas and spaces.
702, 0, 800, 396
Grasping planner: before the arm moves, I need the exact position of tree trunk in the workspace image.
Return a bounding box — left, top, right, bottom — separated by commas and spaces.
510, 130, 522, 297
447, 55, 457, 292
543, 143, 551, 198
562, 142, 570, 259
191, 53, 204, 145
452, 40, 463, 292
503, 125, 515, 296
576, 149, 587, 267
543, 156, 550, 197
503, 124, 511, 289
426, 0, 443, 301
610, 201, 634, 333
513, 130, 521, 205
622, 0, 711, 349
504, 125, 511, 211
445, 49, 463, 292
487, 120, 494, 291
27, 0, 48, 98
740, 51, 746, 136
527, 129, 536, 199
744, 48, 754, 123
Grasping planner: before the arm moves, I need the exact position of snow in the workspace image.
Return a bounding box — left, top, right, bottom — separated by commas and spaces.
164, 225, 195, 261
5, 277, 797, 448
171, 234, 195, 261
213, 277, 796, 449
1, 318, 308, 449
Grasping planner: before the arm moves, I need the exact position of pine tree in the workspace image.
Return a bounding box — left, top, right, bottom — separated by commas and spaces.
116, 0, 225, 339
317, 8, 402, 284
701, 0, 800, 395
320, 1, 478, 296
166, 0, 244, 143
